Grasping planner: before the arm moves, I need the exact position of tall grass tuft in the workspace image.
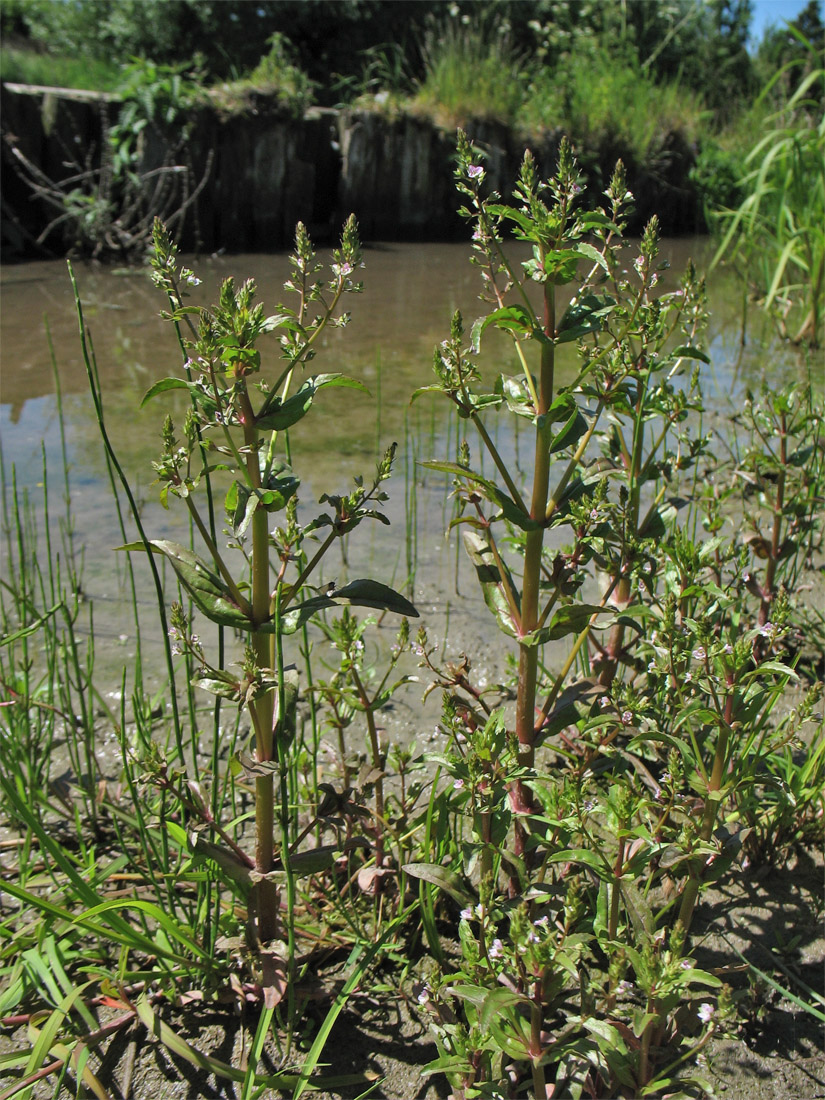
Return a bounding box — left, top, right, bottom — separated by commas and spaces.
413, 16, 526, 129
712, 47, 824, 345
523, 44, 704, 164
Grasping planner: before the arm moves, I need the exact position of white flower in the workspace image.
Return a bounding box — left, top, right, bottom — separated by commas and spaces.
697, 1002, 715, 1024
692, 647, 706, 660
460, 907, 473, 920
417, 986, 431, 1004
488, 938, 504, 958
467, 164, 485, 179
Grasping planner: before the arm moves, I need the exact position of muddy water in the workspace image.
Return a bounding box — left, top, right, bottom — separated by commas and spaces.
0, 239, 803, 698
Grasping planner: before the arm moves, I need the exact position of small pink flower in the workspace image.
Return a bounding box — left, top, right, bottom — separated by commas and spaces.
467, 165, 484, 179
697, 1002, 715, 1024
489, 938, 504, 958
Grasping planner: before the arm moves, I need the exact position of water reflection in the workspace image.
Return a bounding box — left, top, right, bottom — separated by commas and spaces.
0, 239, 811, 684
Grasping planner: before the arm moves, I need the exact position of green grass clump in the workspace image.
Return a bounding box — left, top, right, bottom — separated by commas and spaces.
522, 45, 704, 158
210, 32, 314, 117
412, 18, 526, 129
712, 56, 824, 345
0, 45, 121, 91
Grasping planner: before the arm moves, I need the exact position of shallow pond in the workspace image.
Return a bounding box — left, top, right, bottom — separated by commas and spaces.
0, 237, 809, 698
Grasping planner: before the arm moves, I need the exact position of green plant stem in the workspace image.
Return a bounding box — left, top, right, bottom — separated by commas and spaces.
760, 412, 787, 625
352, 666, 385, 871
184, 495, 253, 617
639, 1001, 654, 1087
677, 686, 734, 935
69, 262, 185, 763
515, 281, 556, 771
538, 565, 620, 733
472, 413, 529, 514
283, 531, 337, 608
238, 384, 278, 944
609, 835, 626, 940
272, 586, 297, 1056
544, 400, 606, 522
530, 987, 547, 1099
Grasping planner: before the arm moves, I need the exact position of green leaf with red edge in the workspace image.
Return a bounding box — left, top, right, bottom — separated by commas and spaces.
118, 540, 257, 631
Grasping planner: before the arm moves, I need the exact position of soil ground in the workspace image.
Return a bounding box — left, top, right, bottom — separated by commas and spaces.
3, 850, 822, 1100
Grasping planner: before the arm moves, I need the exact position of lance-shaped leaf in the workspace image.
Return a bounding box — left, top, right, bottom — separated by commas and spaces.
556, 292, 616, 345
402, 862, 474, 907
547, 406, 589, 454
282, 579, 419, 634
141, 376, 192, 405
485, 203, 534, 239
495, 373, 537, 419
671, 345, 710, 364
526, 247, 582, 286
423, 460, 538, 530
118, 540, 258, 630
257, 373, 368, 429
274, 665, 300, 744
190, 833, 253, 889
463, 529, 520, 638
470, 305, 547, 352
192, 668, 243, 700
289, 838, 370, 877
141, 375, 220, 419
522, 602, 614, 647
575, 241, 610, 273
226, 463, 298, 538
